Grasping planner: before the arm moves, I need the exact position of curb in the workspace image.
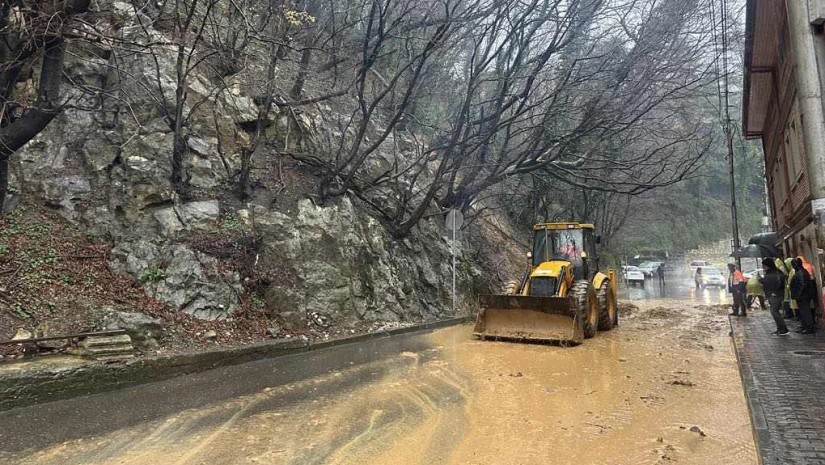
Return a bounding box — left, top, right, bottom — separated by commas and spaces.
0, 315, 472, 412
728, 316, 767, 465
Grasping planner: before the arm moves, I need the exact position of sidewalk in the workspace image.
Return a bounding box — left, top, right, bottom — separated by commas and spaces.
730, 311, 825, 465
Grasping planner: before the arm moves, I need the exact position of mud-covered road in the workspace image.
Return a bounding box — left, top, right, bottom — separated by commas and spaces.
0, 296, 757, 465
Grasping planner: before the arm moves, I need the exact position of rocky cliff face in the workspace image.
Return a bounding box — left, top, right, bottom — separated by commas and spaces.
10, 111, 495, 327
6, 3, 514, 330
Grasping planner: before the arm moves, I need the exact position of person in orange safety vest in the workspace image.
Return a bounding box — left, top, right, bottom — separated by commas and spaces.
728, 263, 747, 317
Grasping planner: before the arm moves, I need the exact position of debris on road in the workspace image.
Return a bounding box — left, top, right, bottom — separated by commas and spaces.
689, 425, 707, 437
669, 379, 695, 387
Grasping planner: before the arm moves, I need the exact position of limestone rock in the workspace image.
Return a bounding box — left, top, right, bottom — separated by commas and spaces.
34, 322, 67, 350
186, 155, 218, 188
114, 241, 241, 320
154, 200, 220, 236
102, 311, 163, 350
82, 137, 120, 172
40, 175, 92, 213
267, 324, 281, 338
2, 7, 484, 332
113, 132, 175, 215
11, 329, 32, 341
188, 137, 215, 157
2, 192, 20, 213
79, 334, 134, 362
218, 90, 259, 123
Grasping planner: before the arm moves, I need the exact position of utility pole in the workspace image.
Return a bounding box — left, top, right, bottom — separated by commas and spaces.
717, 0, 741, 269
727, 127, 742, 269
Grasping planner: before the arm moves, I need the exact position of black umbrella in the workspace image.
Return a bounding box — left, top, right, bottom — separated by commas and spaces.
730, 243, 779, 258
748, 232, 779, 247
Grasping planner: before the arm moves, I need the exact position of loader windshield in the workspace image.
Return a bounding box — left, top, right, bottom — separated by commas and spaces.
532, 228, 584, 267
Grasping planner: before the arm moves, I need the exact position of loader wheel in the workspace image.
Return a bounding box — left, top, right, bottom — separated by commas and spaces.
572, 280, 599, 339
597, 281, 618, 331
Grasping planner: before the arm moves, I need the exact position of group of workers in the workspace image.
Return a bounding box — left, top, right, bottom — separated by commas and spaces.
732, 257, 819, 336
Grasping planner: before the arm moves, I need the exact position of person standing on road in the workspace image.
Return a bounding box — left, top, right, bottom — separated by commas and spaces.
728, 264, 747, 317
746, 272, 766, 310
695, 267, 703, 289
799, 256, 820, 326
791, 258, 816, 334
657, 264, 665, 287
777, 258, 795, 319
760, 258, 789, 336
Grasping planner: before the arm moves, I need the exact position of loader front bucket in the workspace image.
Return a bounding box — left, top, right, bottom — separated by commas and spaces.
473, 295, 583, 344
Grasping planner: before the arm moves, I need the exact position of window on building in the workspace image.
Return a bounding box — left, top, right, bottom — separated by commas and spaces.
785, 101, 805, 180
774, 146, 789, 204
798, 112, 808, 176
786, 130, 797, 179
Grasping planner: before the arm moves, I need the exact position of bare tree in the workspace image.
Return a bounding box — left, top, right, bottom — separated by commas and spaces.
233, 2, 315, 199
0, 0, 92, 210
126, 0, 258, 199
279, 0, 718, 238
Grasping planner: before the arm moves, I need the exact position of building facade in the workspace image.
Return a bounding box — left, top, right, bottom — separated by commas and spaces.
743, 0, 825, 289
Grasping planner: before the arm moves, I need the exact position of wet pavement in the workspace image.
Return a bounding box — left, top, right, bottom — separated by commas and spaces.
620, 267, 733, 306
0, 267, 757, 465
731, 311, 825, 465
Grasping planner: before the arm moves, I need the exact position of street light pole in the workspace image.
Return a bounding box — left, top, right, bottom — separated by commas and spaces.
727, 128, 742, 269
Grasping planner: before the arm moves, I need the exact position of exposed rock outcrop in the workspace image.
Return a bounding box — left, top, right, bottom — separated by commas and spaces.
5, 4, 511, 332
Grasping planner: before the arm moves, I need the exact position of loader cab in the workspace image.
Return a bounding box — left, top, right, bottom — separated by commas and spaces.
532, 224, 599, 280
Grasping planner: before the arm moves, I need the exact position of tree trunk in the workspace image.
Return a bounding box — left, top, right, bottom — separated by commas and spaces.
0, 39, 67, 210
0, 152, 10, 212
235, 147, 252, 199
235, 42, 283, 200
291, 48, 312, 100
171, 131, 190, 199
171, 43, 190, 199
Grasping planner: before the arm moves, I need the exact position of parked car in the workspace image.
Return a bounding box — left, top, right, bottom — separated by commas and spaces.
689, 260, 708, 274
638, 261, 663, 277
742, 269, 762, 282
624, 266, 646, 286
699, 267, 726, 288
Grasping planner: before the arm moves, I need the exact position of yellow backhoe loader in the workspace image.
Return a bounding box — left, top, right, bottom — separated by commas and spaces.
474, 223, 618, 345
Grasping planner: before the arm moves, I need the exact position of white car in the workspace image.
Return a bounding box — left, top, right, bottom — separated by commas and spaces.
638, 261, 663, 277
690, 260, 708, 274
698, 267, 726, 288
743, 269, 762, 281
624, 266, 646, 286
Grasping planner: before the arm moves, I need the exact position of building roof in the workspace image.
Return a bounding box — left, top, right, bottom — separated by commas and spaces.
742, 0, 781, 139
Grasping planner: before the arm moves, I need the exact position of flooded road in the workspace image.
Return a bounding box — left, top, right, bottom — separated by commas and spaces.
1, 291, 757, 464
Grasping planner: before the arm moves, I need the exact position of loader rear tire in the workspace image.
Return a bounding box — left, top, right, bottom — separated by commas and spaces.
572, 280, 599, 339
597, 281, 618, 331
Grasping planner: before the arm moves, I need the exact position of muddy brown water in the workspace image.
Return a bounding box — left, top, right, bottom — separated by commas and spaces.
7, 299, 756, 465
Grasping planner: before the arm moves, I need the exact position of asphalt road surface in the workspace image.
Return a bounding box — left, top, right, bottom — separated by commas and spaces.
0, 270, 755, 465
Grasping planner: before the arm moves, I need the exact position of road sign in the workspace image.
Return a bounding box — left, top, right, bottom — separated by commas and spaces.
444, 209, 463, 316
445, 209, 464, 231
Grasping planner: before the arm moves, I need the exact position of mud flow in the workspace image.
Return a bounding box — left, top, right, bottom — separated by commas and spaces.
5, 297, 756, 465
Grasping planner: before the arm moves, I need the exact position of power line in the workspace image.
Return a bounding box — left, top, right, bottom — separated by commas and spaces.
710, 0, 725, 122
720, 0, 733, 130
710, 0, 742, 264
